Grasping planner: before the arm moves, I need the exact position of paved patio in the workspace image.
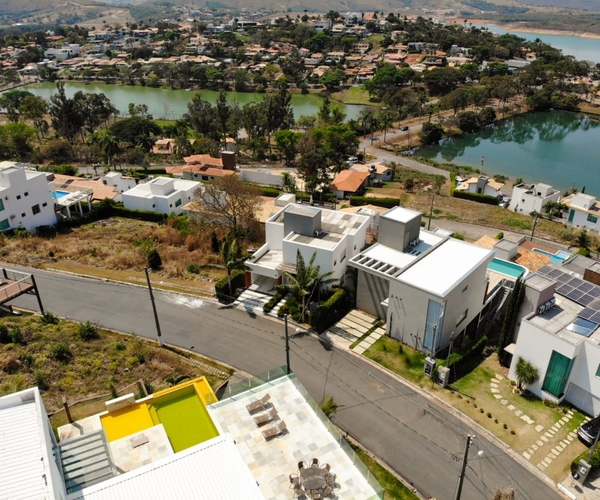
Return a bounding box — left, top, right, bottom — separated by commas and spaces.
320, 310, 383, 351
208, 376, 381, 500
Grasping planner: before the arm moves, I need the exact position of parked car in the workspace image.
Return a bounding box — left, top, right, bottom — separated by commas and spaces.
400, 126, 409, 131
347, 156, 359, 164
577, 415, 600, 445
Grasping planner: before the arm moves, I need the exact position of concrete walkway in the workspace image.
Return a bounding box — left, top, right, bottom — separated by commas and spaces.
320, 309, 382, 350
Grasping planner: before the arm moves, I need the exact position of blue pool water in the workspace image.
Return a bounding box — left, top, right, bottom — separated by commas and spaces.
51, 190, 69, 200
487, 258, 527, 278
533, 248, 571, 263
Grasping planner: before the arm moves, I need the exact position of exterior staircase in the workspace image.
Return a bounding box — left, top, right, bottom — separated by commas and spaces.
477, 283, 512, 337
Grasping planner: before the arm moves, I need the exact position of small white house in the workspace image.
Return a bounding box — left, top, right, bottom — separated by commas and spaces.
455, 175, 503, 198
122, 177, 200, 215
101, 172, 137, 200
247, 204, 370, 293
44, 44, 81, 60
509, 182, 561, 214
0, 162, 56, 231
564, 192, 600, 231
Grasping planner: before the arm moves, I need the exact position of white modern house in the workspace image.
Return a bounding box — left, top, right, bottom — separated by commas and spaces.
508, 264, 600, 415
564, 192, 600, 231
508, 182, 561, 214
0, 162, 56, 231
44, 43, 81, 60
247, 204, 370, 292
122, 177, 200, 215
455, 175, 503, 198
349, 206, 495, 353
101, 172, 137, 200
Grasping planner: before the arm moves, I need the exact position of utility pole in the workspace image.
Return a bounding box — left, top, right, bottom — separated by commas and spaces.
530, 213, 539, 241
284, 314, 291, 375
428, 194, 435, 230
446, 332, 455, 367
454, 435, 474, 500
480, 155, 485, 176
430, 324, 437, 358
144, 267, 163, 347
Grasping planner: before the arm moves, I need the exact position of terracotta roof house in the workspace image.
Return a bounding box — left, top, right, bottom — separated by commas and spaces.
330, 170, 370, 199
152, 138, 176, 155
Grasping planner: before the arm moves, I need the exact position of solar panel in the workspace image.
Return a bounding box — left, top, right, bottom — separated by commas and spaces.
590, 312, 600, 324
557, 285, 574, 295
590, 289, 600, 299
579, 308, 595, 320
580, 282, 594, 293
555, 274, 571, 284
547, 268, 562, 278
580, 294, 595, 306
568, 289, 585, 302
568, 277, 585, 289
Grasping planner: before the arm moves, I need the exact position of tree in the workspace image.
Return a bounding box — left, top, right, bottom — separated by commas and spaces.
577, 229, 591, 251
221, 239, 248, 297
277, 250, 335, 322
0, 123, 36, 159
419, 122, 444, 144
19, 95, 48, 138
108, 117, 161, 151
195, 175, 261, 236
48, 83, 85, 143
0, 90, 33, 123
274, 130, 301, 166
514, 357, 539, 390
281, 172, 297, 193
147, 249, 162, 270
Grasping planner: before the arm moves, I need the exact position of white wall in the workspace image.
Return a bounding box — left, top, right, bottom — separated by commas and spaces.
509, 185, 560, 214
122, 180, 197, 215
283, 238, 334, 280
568, 208, 600, 232
265, 219, 285, 250
0, 167, 56, 231
239, 169, 284, 187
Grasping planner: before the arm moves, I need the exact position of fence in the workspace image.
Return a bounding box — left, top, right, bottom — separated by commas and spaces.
214, 366, 384, 499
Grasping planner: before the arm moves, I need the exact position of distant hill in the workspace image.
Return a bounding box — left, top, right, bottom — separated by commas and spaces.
519, 0, 600, 11
0, 0, 97, 14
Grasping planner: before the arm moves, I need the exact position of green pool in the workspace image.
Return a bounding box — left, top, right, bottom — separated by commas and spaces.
487, 258, 527, 279
150, 386, 219, 452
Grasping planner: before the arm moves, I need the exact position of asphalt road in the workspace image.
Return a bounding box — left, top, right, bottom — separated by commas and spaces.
10, 267, 562, 500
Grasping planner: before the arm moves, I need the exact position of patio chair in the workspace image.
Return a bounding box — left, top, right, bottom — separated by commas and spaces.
246, 393, 271, 414
325, 473, 336, 485
262, 420, 287, 440
310, 491, 321, 500
254, 407, 278, 426
298, 460, 306, 470
322, 486, 333, 498
289, 474, 299, 487
293, 485, 305, 498
320, 463, 330, 472
311, 458, 319, 467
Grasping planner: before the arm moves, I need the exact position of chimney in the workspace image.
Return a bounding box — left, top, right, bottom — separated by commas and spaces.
221, 151, 236, 171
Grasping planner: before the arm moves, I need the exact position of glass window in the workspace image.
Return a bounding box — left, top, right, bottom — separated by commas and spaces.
0, 219, 8, 230
596, 364, 600, 378
423, 299, 444, 351
542, 351, 574, 398
32, 204, 40, 215
456, 309, 468, 327
175, 199, 182, 207
0, 199, 4, 211
587, 214, 598, 224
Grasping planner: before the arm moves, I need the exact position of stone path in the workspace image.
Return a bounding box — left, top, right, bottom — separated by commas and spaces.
489, 373, 581, 473
320, 310, 383, 351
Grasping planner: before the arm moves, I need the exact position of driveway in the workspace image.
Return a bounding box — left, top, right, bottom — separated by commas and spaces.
8, 267, 562, 500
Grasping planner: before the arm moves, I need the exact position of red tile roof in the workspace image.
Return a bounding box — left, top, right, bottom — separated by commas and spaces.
330, 170, 369, 193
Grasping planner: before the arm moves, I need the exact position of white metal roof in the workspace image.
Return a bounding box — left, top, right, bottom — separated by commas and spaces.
69, 434, 264, 500
362, 243, 416, 269
398, 238, 493, 296
0, 389, 55, 500
381, 205, 421, 223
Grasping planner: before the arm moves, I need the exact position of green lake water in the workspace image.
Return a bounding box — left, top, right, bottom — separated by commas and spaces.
416, 110, 600, 194
20, 82, 367, 121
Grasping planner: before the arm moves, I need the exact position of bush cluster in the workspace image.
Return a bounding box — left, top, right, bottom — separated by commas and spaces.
310, 288, 354, 333
452, 190, 499, 205
214, 269, 246, 302
349, 196, 400, 208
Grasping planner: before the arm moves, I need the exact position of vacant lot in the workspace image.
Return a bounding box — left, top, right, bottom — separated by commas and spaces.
0, 217, 228, 296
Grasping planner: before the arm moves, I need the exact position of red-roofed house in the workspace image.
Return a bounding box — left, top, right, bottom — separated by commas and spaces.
330, 170, 369, 199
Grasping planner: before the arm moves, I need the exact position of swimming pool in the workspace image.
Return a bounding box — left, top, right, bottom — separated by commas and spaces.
533, 248, 572, 263
51, 190, 69, 199
487, 258, 528, 279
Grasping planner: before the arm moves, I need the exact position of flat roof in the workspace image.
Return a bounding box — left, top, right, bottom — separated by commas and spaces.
527, 297, 591, 345
494, 239, 519, 251
381, 205, 420, 223
70, 435, 263, 500
0, 388, 55, 500
398, 238, 493, 296
525, 274, 555, 292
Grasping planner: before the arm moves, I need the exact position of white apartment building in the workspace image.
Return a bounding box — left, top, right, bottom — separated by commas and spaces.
0, 162, 56, 231
122, 177, 200, 215
564, 192, 600, 231
247, 204, 370, 292
350, 207, 495, 353
44, 44, 81, 60
509, 265, 600, 415
509, 182, 561, 214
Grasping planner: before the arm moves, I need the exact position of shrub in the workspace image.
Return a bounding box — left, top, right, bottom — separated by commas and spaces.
487, 412, 492, 418
108, 375, 118, 398
263, 289, 286, 313
41, 311, 60, 324
310, 288, 354, 333
36, 225, 57, 238
0, 323, 10, 343
350, 196, 400, 208
453, 190, 499, 205
147, 248, 162, 270
18, 352, 34, 369
50, 342, 72, 362
1, 355, 21, 374
210, 231, 220, 253
214, 269, 245, 302
480, 408, 484, 413
78, 321, 99, 340
260, 186, 283, 197
187, 263, 200, 274
113, 341, 126, 351
503, 423, 508, 429
496, 232, 504, 240
35, 370, 50, 390
453, 232, 465, 241
449, 171, 456, 195
39, 140, 74, 164
9, 326, 24, 345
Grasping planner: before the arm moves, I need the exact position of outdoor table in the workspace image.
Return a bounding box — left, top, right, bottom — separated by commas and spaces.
300, 465, 327, 491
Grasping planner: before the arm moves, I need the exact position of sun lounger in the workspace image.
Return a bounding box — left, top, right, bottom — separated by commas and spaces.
293, 485, 305, 497
246, 393, 271, 414
254, 407, 278, 426
262, 420, 287, 440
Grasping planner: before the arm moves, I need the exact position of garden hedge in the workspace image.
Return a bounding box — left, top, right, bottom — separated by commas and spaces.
310, 288, 354, 333
450, 171, 456, 196
214, 269, 246, 303
452, 190, 499, 205
349, 196, 401, 209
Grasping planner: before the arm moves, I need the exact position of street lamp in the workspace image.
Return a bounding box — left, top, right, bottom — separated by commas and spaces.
480, 155, 485, 176
454, 435, 484, 500
382, 107, 388, 143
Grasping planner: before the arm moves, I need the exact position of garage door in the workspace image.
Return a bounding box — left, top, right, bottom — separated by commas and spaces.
566, 382, 600, 416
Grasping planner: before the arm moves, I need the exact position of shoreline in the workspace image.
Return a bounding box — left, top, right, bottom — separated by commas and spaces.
448, 18, 600, 40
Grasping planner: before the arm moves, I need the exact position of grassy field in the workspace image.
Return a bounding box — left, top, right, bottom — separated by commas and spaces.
0, 313, 232, 419
333, 87, 378, 106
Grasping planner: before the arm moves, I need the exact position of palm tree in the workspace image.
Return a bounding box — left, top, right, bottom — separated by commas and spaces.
277, 250, 335, 322
281, 172, 297, 193
221, 239, 249, 297
577, 229, 591, 251
514, 356, 539, 390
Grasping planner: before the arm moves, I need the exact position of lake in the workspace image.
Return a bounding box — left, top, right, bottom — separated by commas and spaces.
416, 110, 600, 194
19, 82, 367, 121
480, 24, 600, 64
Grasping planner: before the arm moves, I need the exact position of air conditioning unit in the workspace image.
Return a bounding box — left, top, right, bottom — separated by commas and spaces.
9, 214, 15, 220
538, 304, 546, 314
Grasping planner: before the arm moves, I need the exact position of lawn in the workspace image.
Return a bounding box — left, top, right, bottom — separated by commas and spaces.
350, 443, 418, 500
337, 87, 378, 106
0, 314, 232, 421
